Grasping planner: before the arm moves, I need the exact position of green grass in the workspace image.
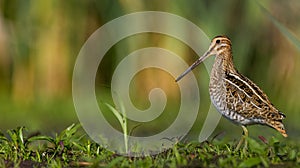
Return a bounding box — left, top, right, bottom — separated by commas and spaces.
0, 124, 299, 167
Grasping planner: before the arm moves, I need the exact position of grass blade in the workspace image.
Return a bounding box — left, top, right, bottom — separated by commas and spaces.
105, 103, 128, 154
258, 2, 300, 51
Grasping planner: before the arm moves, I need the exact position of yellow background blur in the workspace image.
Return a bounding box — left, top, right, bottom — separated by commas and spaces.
0, 0, 299, 139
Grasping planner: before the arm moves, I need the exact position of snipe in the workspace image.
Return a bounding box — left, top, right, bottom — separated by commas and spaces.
176, 35, 287, 151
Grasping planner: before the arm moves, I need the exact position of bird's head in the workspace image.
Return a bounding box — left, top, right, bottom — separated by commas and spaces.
175, 35, 232, 82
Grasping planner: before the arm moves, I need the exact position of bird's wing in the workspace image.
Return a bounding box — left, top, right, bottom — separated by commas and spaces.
223, 71, 285, 120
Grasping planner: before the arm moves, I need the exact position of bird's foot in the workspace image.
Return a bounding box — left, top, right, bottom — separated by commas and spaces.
235, 125, 249, 154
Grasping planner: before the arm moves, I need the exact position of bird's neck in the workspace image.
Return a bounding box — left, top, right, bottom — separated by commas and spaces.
214, 48, 235, 74
209, 48, 235, 99
210, 48, 236, 80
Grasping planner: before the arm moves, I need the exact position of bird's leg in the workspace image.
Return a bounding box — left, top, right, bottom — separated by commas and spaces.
235, 125, 248, 152
242, 125, 248, 153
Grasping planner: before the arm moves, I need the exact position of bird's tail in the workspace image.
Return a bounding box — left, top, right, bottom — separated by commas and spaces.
269, 120, 288, 137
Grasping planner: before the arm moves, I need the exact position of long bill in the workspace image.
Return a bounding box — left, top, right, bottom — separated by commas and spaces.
175, 50, 211, 82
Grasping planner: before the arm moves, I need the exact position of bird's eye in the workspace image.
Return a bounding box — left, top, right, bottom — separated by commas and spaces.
216, 39, 220, 44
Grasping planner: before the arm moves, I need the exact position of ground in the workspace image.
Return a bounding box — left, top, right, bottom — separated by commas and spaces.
0, 124, 299, 168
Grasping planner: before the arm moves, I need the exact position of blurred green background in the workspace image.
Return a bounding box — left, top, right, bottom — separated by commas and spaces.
0, 0, 299, 140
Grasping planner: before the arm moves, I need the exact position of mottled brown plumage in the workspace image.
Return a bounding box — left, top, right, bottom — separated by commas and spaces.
176, 35, 287, 150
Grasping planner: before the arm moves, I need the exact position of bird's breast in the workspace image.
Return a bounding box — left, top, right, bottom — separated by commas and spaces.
209, 72, 227, 113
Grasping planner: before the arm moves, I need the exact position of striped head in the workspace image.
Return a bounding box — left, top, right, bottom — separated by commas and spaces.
176, 35, 232, 82
209, 35, 232, 55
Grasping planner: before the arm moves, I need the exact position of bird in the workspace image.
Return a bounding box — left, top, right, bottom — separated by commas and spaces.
175, 35, 287, 151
